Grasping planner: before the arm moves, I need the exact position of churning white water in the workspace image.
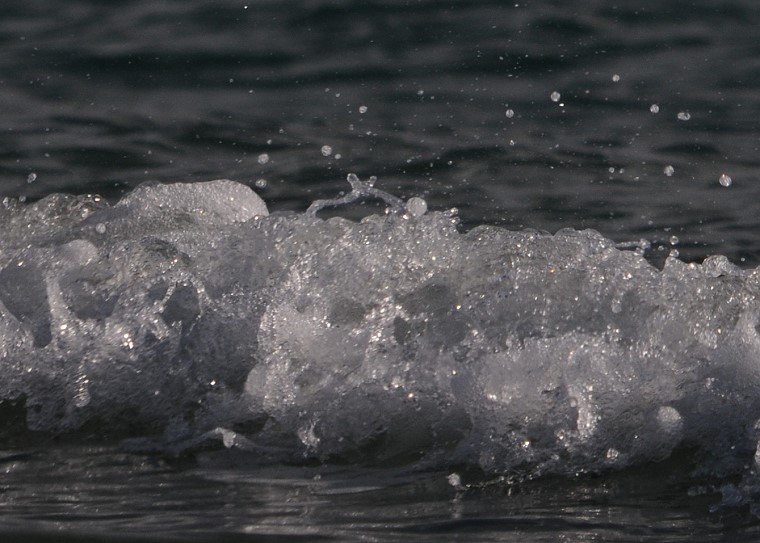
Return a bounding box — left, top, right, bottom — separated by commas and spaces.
2, 176, 760, 518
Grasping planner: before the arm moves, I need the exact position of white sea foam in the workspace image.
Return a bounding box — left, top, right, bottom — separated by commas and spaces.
1, 177, 760, 497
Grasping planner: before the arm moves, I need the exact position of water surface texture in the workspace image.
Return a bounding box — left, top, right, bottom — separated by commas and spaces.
3, 0, 760, 541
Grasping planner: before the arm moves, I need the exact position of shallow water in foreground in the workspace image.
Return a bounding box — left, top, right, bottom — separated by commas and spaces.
0, 445, 755, 542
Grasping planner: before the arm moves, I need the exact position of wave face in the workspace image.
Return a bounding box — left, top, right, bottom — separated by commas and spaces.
2, 179, 760, 485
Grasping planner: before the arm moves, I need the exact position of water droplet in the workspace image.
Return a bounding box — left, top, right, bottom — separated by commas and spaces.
663, 165, 675, 176
447, 473, 462, 488
612, 74, 620, 82
650, 104, 659, 114
321, 145, 333, 157
358, 105, 368, 114
26, 172, 37, 183
677, 111, 691, 121
719, 173, 732, 187
254, 178, 268, 189
505, 108, 514, 118
405, 197, 428, 218
669, 235, 679, 245
257, 153, 270, 165
550, 91, 561, 102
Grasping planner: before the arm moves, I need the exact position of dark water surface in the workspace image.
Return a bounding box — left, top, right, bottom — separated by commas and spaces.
3, 0, 760, 540
0, 446, 751, 542
3, 0, 760, 262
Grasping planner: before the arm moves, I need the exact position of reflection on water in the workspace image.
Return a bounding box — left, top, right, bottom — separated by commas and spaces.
0, 446, 749, 542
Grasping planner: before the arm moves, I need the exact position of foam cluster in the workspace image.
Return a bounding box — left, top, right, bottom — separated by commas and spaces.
2, 177, 760, 492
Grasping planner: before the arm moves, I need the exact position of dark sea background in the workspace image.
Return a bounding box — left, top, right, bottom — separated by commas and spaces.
2, 0, 760, 541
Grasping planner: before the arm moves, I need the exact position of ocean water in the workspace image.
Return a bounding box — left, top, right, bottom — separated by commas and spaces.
3, 0, 760, 540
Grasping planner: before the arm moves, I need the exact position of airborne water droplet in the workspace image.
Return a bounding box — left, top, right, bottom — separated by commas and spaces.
650, 104, 659, 114
550, 91, 561, 102
719, 173, 732, 187
664, 165, 675, 176
505, 108, 515, 118
257, 153, 270, 165
26, 172, 37, 183
321, 145, 333, 157
677, 111, 691, 121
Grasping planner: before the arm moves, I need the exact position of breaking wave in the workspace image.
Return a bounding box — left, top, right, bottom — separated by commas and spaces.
3, 175, 760, 508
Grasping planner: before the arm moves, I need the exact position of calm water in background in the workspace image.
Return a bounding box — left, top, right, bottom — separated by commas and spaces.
3, 0, 760, 263
3, 0, 760, 540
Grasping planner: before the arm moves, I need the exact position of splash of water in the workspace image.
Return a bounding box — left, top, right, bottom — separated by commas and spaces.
1, 175, 760, 516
